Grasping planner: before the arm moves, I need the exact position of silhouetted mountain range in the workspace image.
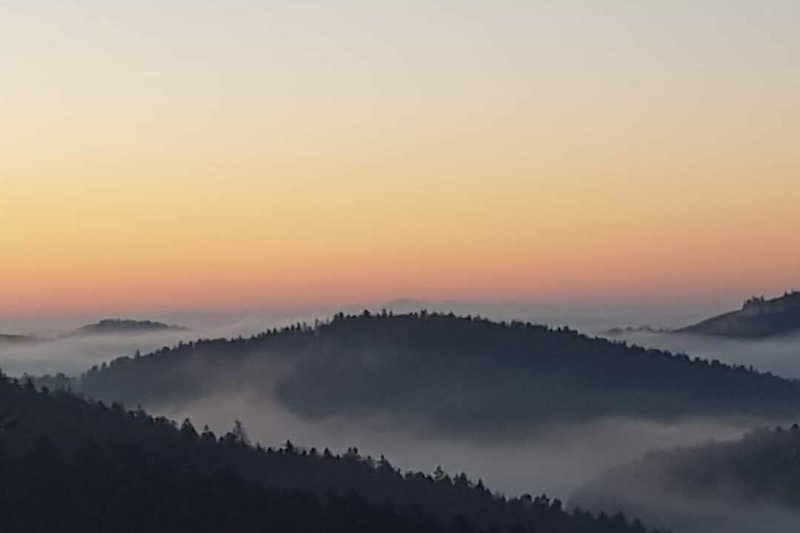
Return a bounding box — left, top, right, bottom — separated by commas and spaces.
676, 291, 800, 339
75, 318, 184, 335
0, 371, 660, 533
72, 312, 800, 437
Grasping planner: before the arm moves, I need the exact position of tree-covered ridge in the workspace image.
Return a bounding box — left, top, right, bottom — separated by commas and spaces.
676, 290, 800, 338
78, 312, 800, 436
0, 372, 660, 533
76, 318, 184, 335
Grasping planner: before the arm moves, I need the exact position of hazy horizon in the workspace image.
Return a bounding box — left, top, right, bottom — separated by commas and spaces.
3, 1, 799, 318
0, 289, 780, 330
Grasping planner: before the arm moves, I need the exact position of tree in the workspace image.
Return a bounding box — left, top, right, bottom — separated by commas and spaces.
180, 418, 198, 438
228, 419, 250, 446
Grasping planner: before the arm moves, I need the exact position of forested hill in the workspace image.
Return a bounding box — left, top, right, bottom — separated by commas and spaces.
0, 372, 660, 533
77, 312, 800, 436
676, 291, 800, 338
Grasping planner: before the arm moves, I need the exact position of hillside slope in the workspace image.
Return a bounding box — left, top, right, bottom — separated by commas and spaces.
0, 372, 658, 533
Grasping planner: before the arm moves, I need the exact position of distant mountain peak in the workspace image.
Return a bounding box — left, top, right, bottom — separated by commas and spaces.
76, 318, 184, 335
0, 333, 39, 344
676, 290, 800, 338
600, 325, 671, 336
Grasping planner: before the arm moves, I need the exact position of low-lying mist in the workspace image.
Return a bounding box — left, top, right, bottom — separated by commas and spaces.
0, 310, 326, 376
145, 380, 758, 500
6, 306, 800, 532
574, 482, 800, 533
603, 330, 800, 378
0, 331, 191, 376
573, 430, 800, 533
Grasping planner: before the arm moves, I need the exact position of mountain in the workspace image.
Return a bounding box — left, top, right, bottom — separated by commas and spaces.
77, 312, 800, 437
75, 318, 184, 335
675, 291, 800, 338
0, 371, 659, 533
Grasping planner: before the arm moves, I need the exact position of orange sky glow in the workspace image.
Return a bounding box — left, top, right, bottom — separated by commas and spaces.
2, 1, 799, 317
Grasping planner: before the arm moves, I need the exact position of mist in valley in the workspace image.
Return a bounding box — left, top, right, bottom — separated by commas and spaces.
572, 432, 800, 533
151, 387, 757, 499
142, 372, 800, 533
604, 330, 800, 379
5, 305, 800, 532
574, 479, 800, 533
0, 308, 340, 376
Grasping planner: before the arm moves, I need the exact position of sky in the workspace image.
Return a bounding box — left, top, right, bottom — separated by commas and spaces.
2, 0, 799, 318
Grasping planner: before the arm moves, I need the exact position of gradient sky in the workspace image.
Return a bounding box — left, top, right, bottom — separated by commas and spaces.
2, 1, 799, 317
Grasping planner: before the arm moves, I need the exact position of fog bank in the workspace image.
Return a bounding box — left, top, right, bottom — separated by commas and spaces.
152, 387, 759, 499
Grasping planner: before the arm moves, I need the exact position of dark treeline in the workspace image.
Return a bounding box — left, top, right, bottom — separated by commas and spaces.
1, 447, 481, 533
676, 290, 800, 338
73, 312, 800, 436
0, 371, 660, 533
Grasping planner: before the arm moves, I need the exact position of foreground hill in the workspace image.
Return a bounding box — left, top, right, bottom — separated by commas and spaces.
77, 312, 800, 437
0, 372, 658, 533
676, 291, 800, 338
75, 318, 184, 335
